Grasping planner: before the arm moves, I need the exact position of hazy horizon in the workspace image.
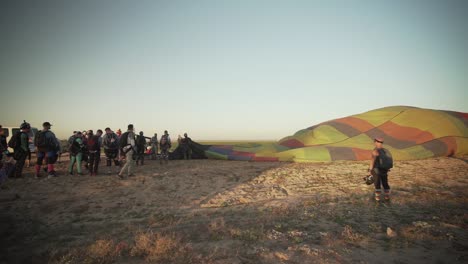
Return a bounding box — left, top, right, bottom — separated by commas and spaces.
2, 0, 467, 140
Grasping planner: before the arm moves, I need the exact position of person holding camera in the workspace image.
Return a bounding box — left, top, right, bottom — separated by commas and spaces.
368, 137, 393, 201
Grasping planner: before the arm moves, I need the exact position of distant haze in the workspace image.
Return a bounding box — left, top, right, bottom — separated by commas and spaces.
1, 0, 467, 140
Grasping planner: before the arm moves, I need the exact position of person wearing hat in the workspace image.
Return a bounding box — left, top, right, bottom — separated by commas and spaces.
368, 137, 393, 201
118, 124, 136, 178
13, 121, 31, 178
102, 127, 120, 174
34, 122, 59, 178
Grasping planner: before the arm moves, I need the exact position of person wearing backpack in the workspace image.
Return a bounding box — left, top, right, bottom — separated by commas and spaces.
68, 131, 85, 175
135, 131, 146, 166
368, 137, 393, 201
34, 122, 60, 178
118, 124, 136, 178
87, 130, 102, 176
67, 131, 77, 158
10, 121, 31, 178
103, 127, 120, 174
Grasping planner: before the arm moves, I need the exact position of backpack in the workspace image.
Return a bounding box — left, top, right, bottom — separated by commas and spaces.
104, 133, 119, 149
136, 135, 146, 146
68, 137, 81, 154
119, 132, 130, 149
68, 135, 76, 146
8, 132, 23, 149
35, 131, 50, 149
376, 148, 393, 170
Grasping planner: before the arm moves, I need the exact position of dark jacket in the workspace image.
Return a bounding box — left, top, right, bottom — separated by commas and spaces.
136, 135, 146, 147
87, 135, 101, 152
69, 137, 84, 155
103, 133, 119, 150
0, 135, 7, 153
19, 132, 29, 153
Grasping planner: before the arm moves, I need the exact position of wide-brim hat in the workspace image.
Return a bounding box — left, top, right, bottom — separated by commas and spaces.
374, 137, 384, 143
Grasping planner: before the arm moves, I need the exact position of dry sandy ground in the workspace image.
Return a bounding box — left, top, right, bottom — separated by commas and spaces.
1, 156, 467, 264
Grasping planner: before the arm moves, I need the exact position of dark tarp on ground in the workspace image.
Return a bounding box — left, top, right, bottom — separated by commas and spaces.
169, 141, 211, 160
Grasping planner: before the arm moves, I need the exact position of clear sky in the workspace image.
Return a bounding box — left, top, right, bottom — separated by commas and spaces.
1, 0, 467, 140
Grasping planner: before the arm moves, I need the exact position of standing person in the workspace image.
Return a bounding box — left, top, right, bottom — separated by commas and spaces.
11, 121, 30, 178
118, 124, 136, 178
180, 133, 193, 160
135, 131, 146, 166
368, 138, 393, 201
150, 133, 158, 160
0, 125, 7, 161
67, 131, 77, 158
68, 131, 85, 175
116, 128, 123, 164
97, 129, 103, 146
102, 127, 120, 174
159, 130, 171, 165
34, 122, 60, 178
87, 130, 102, 176
81, 130, 89, 170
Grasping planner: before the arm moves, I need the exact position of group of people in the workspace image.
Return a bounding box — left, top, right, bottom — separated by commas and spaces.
0, 121, 63, 179
1, 122, 193, 181
2, 121, 392, 201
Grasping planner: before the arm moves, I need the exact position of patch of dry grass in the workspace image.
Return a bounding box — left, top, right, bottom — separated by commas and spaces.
399, 225, 445, 241
4, 157, 468, 264
49, 238, 122, 264
49, 232, 202, 264
341, 225, 365, 245
227, 225, 266, 242
130, 230, 191, 263
207, 217, 226, 240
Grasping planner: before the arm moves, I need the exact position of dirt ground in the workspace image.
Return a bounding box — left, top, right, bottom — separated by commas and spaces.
1, 156, 467, 264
